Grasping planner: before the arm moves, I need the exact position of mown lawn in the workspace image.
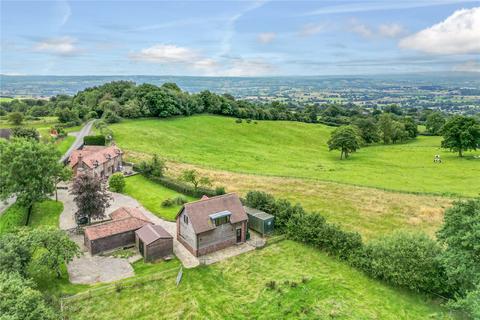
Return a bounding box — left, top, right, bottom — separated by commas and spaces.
123, 175, 196, 221
63, 240, 453, 320
109, 115, 479, 197
0, 200, 63, 234
55, 135, 75, 155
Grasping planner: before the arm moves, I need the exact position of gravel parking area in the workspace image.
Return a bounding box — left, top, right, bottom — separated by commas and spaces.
67, 254, 134, 284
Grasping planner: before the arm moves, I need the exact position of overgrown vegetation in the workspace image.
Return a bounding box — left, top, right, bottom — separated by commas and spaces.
245, 190, 480, 318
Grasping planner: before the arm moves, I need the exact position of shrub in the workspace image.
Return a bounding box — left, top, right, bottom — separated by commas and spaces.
103, 110, 121, 124
11, 127, 39, 141
161, 198, 174, 207
173, 196, 187, 205
266, 280, 276, 290
235, 118, 242, 123
146, 175, 217, 198
108, 173, 125, 193
351, 231, 447, 294
246, 119, 252, 123
215, 186, 226, 195
83, 135, 105, 146
136, 154, 166, 178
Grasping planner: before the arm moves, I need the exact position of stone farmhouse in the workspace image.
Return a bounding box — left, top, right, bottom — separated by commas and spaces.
69, 145, 123, 178
176, 193, 248, 257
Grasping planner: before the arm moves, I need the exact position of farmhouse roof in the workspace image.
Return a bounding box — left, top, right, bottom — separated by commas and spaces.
178, 193, 248, 234
135, 224, 172, 245
84, 207, 151, 241
69, 145, 122, 169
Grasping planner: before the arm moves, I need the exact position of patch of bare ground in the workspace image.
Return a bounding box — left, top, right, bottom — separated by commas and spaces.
125, 151, 453, 240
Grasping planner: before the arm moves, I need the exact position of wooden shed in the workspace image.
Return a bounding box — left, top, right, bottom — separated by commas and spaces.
244, 206, 274, 236
135, 224, 173, 262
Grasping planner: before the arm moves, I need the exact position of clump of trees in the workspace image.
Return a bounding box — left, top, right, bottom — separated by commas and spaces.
0, 227, 80, 319
181, 169, 212, 190
0, 139, 65, 225
11, 127, 40, 141
137, 154, 167, 178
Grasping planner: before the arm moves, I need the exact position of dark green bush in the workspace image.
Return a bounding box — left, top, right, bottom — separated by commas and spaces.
351, 231, 448, 294
147, 175, 217, 198
83, 135, 105, 146
215, 186, 226, 195
161, 198, 174, 207
11, 127, 39, 141
235, 118, 242, 123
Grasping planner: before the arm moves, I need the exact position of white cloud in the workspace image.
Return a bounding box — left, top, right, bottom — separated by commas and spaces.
130, 44, 275, 76
378, 23, 405, 38
130, 44, 198, 63
257, 32, 276, 44
350, 20, 374, 38
453, 60, 480, 72
399, 7, 480, 54
33, 37, 80, 56
223, 58, 275, 76
299, 23, 325, 37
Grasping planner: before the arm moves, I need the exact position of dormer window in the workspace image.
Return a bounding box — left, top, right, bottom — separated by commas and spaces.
183, 215, 188, 224
209, 210, 232, 227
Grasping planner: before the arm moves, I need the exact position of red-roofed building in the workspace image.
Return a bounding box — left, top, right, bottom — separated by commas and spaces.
84, 207, 151, 255
69, 144, 123, 178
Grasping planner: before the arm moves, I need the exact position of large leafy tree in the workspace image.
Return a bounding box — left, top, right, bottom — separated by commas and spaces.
0, 232, 32, 276
426, 111, 446, 135
354, 117, 380, 144
0, 139, 64, 225
441, 116, 480, 157
378, 113, 394, 144
327, 125, 361, 159
70, 174, 112, 224
437, 199, 480, 294
11, 127, 40, 141
0, 272, 59, 320
181, 169, 212, 190
29, 227, 80, 278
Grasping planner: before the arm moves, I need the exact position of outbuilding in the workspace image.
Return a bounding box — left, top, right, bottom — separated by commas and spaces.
244, 206, 274, 236
135, 224, 173, 262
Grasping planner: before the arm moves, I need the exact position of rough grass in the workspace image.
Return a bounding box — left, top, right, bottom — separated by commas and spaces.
63, 240, 453, 320
0, 203, 27, 234
123, 175, 196, 221
163, 161, 452, 240
109, 115, 479, 197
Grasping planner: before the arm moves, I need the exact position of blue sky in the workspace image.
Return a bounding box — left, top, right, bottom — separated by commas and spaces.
1, 0, 479, 76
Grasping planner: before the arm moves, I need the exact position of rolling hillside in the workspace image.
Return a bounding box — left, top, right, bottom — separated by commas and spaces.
110, 115, 478, 197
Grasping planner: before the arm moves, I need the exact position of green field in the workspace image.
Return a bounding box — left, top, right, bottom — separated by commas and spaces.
0, 200, 63, 234
109, 115, 479, 197
123, 175, 196, 221
63, 240, 451, 319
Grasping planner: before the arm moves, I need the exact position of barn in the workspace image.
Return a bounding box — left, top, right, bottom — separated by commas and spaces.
84, 207, 151, 255
135, 224, 173, 262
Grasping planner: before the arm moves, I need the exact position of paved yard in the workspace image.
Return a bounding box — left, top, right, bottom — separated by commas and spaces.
67, 254, 134, 284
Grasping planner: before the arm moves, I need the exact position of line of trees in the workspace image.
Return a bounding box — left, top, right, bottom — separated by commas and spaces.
245, 191, 480, 318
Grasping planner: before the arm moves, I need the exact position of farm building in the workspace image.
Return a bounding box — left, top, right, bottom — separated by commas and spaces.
244, 206, 274, 236
176, 193, 248, 257
84, 207, 151, 255
135, 224, 173, 262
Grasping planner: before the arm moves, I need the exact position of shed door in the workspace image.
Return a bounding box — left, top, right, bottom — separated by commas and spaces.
139, 239, 145, 256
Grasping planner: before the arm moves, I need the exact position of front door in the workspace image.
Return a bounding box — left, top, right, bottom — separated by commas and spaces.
236, 228, 242, 243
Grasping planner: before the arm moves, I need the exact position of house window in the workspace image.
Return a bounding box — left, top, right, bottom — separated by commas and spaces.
214, 215, 230, 226
183, 215, 188, 224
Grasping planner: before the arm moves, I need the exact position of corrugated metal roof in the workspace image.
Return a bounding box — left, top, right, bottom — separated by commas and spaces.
244, 206, 274, 220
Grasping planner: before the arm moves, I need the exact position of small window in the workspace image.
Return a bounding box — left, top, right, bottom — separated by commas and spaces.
183, 215, 188, 224
214, 215, 230, 226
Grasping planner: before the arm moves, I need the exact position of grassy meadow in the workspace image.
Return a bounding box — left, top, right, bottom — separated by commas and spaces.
109, 115, 479, 197
63, 240, 452, 320
123, 175, 196, 221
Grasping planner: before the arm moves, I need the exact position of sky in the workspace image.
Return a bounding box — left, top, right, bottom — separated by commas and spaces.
1, 0, 479, 76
